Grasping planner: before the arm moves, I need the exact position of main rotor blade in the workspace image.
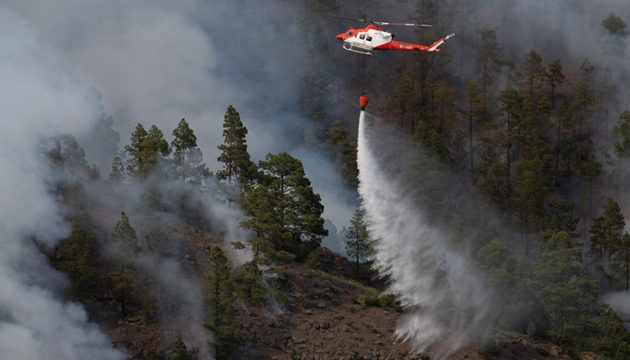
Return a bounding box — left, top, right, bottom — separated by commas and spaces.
324, 15, 369, 23
372, 21, 432, 27
361, 15, 432, 27
326, 14, 433, 27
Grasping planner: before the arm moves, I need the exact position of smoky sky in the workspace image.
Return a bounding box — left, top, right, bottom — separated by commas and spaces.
1, 0, 359, 233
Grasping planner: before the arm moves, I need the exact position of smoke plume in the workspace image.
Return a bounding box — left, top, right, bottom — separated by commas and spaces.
0, 8, 123, 359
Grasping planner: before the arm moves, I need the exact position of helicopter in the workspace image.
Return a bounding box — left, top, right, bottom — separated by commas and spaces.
334, 16, 454, 55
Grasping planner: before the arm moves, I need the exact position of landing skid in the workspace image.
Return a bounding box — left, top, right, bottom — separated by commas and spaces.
342, 43, 373, 55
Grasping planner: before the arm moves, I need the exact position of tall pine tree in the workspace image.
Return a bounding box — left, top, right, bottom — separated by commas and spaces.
344, 208, 372, 272
206, 246, 240, 358
171, 118, 206, 182
217, 105, 255, 184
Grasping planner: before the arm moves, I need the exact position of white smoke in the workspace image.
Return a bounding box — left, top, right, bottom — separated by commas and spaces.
602, 291, 630, 329
0, 7, 123, 360
357, 112, 492, 357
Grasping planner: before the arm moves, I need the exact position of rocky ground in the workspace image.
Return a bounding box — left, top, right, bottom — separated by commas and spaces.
83, 234, 607, 360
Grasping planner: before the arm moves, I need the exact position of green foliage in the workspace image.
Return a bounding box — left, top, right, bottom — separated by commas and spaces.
611, 234, 630, 290
535, 231, 599, 343
305, 251, 321, 270
242, 152, 327, 260
413, 82, 457, 161
613, 111, 630, 157
357, 293, 402, 312
111, 263, 135, 317
580, 304, 630, 357
48, 135, 91, 174
615, 342, 630, 360
233, 261, 266, 303
109, 156, 125, 181
111, 211, 139, 255
465, 81, 485, 169
590, 197, 625, 261
217, 105, 256, 184
344, 208, 372, 271
522, 50, 547, 100
325, 120, 358, 186
56, 219, 99, 302
109, 212, 140, 316
546, 59, 565, 107
171, 118, 207, 183
206, 246, 240, 358
124, 123, 170, 179
170, 336, 192, 360
475, 29, 502, 94
474, 137, 509, 206
171, 118, 197, 152
475, 239, 537, 330
602, 13, 628, 36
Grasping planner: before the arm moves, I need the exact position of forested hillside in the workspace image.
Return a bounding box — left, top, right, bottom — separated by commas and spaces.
2, 0, 630, 359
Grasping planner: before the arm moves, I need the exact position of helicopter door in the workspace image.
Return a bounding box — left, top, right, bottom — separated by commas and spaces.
358, 34, 373, 49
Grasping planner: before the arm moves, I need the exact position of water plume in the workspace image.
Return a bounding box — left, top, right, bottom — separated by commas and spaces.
356, 111, 493, 357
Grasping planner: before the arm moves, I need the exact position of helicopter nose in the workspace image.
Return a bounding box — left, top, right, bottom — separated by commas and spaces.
335, 33, 346, 40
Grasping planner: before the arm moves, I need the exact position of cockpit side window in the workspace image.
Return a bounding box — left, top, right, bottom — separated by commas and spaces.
359, 34, 365, 40
366, 36, 372, 41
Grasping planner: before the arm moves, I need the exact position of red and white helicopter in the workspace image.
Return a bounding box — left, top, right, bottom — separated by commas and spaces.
334, 16, 454, 55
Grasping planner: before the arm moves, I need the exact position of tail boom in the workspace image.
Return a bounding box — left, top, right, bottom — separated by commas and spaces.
375, 33, 455, 52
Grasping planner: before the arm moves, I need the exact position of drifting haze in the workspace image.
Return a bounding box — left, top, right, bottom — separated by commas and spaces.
2, 0, 356, 234
0, 8, 123, 359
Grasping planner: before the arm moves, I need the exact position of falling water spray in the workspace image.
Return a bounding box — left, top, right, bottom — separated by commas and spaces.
357, 111, 494, 357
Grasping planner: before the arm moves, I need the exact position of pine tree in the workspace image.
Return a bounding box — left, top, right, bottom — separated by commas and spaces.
217, 105, 255, 184
602, 13, 628, 36
325, 120, 358, 186
109, 156, 125, 181
147, 125, 171, 157
612, 234, 630, 291
206, 246, 240, 358
344, 208, 371, 272
256, 152, 327, 259
171, 118, 206, 182
522, 50, 547, 101
124, 124, 170, 179
433, 82, 457, 135
394, 75, 416, 133
511, 94, 553, 245
56, 219, 98, 302
465, 81, 484, 170
475, 136, 509, 206
170, 336, 192, 360
111, 211, 139, 254
475, 29, 502, 96
110, 211, 139, 317
497, 87, 523, 198
238, 185, 275, 302
546, 59, 565, 109
535, 231, 599, 343
590, 197, 625, 261
612, 111, 630, 157
172, 118, 197, 153
124, 123, 149, 178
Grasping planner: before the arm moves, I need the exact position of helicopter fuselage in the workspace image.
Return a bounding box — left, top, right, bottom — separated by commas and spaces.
335, 25, 452, 55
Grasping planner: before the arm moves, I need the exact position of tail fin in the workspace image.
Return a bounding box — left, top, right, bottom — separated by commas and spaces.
427, 33, 455, 52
